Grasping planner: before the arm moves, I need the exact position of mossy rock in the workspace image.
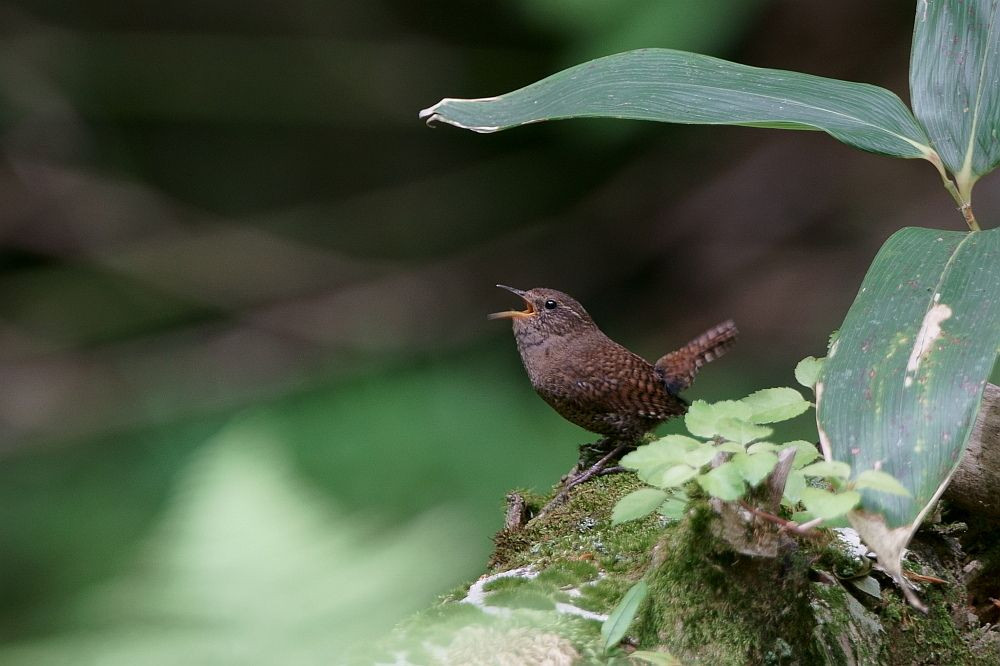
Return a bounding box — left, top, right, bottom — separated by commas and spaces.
378, 473, 1000, 665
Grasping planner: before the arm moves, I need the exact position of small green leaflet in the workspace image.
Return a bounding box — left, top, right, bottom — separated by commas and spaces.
740, 387, 811, 423
682, 446, 719, 468
717, 441, 748, 453
697, 462, 745, 500
601, 580, 648, 654
854, 470, 912, 497
612, 488, 669, 525
800, 460, 852, 479
685, 400, 752, 438
782, 470, 806, 504
658, 494, 688, 521
649, 464, 699, 489
787, 441, 823, 468
731, 451, 779, 486
795, 356, 825, 389
800, 488, 861, 521
621, 435, 699, 471
746, 441, 780, 453
716, 418, 773, 444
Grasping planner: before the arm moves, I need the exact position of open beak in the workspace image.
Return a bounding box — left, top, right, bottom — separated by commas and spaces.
488, 284, 535, 320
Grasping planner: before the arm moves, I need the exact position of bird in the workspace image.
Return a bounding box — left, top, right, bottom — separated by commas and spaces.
490, 285, 738, 498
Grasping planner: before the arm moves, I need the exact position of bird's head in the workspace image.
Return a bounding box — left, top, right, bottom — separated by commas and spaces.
488, 285, 597, 338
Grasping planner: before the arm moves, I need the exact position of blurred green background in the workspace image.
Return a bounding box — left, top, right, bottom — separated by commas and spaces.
1, 0, 995, 662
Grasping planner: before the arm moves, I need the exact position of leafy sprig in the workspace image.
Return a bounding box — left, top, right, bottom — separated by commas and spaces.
611, 358, 909, 529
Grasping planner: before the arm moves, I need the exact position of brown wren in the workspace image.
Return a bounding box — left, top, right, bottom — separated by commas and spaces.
490, 285, 738, 493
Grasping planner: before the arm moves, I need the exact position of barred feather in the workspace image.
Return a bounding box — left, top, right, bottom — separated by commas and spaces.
654, 320, 739, 394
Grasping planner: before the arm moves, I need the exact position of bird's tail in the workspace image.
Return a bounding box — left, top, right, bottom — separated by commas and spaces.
654, 320, 738, 394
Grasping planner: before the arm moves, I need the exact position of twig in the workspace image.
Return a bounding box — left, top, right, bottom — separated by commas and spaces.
738, 500, 822, 537
531, 442, 630, 521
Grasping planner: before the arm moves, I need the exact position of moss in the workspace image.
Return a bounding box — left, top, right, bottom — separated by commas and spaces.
880, 586, 973, 666
536, 560, 600, 586
809, 580, 885, 665
574, 577, 635, 613
482, 576, 536, 593
632, 503, 824, 665
485, 588, 557, 611
429, 474, 1000, 665
489, 473, 656, 572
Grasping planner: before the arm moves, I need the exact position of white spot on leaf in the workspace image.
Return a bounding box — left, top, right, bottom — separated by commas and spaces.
905, 303, 952, 377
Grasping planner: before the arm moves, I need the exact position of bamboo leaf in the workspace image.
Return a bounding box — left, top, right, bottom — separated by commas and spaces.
910, 0, 1000, 197
422, 49, 935, 162
817, 226, 1000, 602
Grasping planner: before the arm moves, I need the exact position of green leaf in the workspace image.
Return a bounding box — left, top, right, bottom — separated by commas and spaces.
731, 451, 779, 487
850, 575, 882, 600
630, 651, 683, 666
658, 496, 689, 522
854, 470, 912, 497
799, 488, 862, 521
817, 227, 1000, 534
697, 462, 745, 501
746, 441, 780, 454
790, 509, 851, 528
716, 418, 773, 444
682, 446, 719, 468
612, 488, 670, 525
648, 464, 699, 489
716, 441, 748, 453
685, 399, 752, 438
910, 0, 1000, 196
621, 435, 700, 473
800, 460, 852, 479
782, 470, 806, 504
740, 387, 812, 423
656, 434, 706, 449
786, 441, 823, 469
795, 356, 826, 389
601, 580, 648, 653
421, 49, 934, 161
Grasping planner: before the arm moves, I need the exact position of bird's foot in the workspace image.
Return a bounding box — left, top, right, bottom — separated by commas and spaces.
532, 442, 631, 521
577, 437, 614, 467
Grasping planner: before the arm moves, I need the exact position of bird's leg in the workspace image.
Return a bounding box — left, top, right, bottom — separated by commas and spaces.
577, 437, 614, 467
563, 440, 631, 490
532, 439, 632, 521
560, 437, 611, 483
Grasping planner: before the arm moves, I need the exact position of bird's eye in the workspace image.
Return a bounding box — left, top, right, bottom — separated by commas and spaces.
544, 299, 558, 310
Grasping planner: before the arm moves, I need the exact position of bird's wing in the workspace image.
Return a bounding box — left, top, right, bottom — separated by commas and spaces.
559, 343, 684, 420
